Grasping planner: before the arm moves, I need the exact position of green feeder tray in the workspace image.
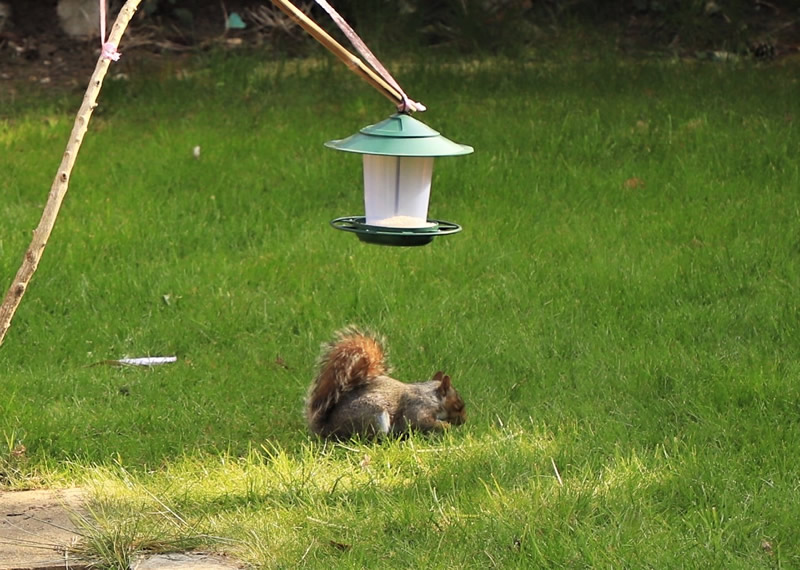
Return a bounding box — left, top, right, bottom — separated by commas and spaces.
330, 216, 462, 247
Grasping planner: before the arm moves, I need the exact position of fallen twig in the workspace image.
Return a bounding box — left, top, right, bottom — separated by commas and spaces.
551, 457, 564, 487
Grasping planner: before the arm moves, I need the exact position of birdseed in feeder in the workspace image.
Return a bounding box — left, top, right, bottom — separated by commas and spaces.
373, 215, 437, 228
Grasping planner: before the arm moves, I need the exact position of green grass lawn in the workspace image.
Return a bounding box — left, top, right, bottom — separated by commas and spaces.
2, 51, 799, 567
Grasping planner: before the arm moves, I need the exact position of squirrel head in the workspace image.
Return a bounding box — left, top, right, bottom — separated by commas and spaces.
433, 371, 466, 426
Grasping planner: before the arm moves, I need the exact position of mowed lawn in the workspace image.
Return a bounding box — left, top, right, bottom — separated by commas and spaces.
1, 52, 799, 567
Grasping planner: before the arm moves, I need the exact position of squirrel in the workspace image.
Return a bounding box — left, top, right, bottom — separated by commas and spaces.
306, 326, 466, 439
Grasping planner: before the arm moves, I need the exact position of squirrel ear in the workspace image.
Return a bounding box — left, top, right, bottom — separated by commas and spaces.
436, 373, 452, 395
432, 371, 444, 382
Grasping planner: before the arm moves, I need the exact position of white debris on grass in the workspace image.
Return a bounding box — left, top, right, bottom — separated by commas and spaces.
114, 356, 178, 367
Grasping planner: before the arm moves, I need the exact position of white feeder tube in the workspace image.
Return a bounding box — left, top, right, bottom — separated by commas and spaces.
363, 155, 435, 228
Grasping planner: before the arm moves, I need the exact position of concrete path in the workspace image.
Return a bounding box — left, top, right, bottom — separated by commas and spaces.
0, 488, 89, 570
131, 553, 244, 569
1, 488, 244, 569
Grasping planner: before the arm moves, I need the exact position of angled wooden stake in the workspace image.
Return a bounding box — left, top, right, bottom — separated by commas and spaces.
0, 0, 143, 347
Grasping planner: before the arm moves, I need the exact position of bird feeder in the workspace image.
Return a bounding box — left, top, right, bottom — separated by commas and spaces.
327, 113, 473, 246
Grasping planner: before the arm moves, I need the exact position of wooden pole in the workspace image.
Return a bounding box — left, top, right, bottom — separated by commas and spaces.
0, 0, 143, 347
269, 0, 420, 112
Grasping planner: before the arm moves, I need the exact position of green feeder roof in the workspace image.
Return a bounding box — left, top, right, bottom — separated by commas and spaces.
325, 113, 474, 157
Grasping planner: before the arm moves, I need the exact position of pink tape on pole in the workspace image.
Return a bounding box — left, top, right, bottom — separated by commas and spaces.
314, 0, 424, 112
100, 0, 121, 61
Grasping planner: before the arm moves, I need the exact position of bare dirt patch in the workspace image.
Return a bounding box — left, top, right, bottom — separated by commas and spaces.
0, 1, 277, 97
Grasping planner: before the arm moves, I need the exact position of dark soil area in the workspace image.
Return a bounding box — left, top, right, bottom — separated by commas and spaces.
0, 1, 274, 95
1, 1, 799, 98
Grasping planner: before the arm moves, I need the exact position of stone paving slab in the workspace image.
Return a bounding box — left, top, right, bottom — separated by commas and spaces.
1, 488, 246, 569
131, 553, 245, 569
0, 488, 89, 570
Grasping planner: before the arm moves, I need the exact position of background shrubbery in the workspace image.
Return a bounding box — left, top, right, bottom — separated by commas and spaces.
154, 0, 800, 53
5, 0, 800, 54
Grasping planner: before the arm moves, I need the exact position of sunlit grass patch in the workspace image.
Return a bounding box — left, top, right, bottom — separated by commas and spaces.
82, 426, 555, 566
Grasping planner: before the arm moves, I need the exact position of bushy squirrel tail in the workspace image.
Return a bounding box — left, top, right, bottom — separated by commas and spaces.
306, 326, 389, 428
